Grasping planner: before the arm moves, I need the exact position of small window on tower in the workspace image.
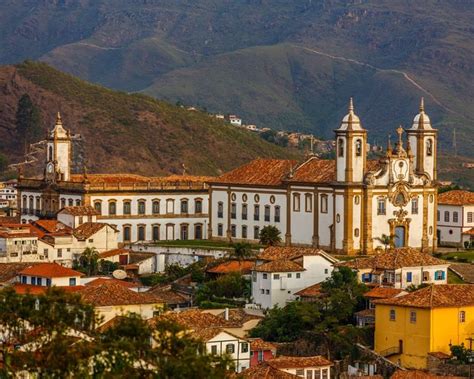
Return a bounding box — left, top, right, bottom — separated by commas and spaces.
338, 138, 344, 157
426, 139, 433, 156
355, 139, 362, 156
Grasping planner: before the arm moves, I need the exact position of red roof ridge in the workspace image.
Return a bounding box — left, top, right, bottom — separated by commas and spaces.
18, 263, 84, 278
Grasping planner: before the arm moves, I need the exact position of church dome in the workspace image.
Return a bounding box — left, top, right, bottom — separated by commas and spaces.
410, 98, 432, 130
338, 98, 363, 131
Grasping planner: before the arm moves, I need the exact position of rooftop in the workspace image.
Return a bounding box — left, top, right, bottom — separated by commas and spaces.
286, 157, 335, 184
156, 309, 241, 329
374, 284, 474, 309
59, 205, 99, 216
0, 262, 40, 283
438, 190, 474, 206
267, 355, 332, 369
18, 263, 83, 278
73, 222, 113, 240
98, 248, 131, 259
207, 260, 255, 275
239, 362, 299, 379
258, 246, 337, 263
250, 338, 277, 351
391, 370, 464, 379
85, 277, 138, 289
13, 283, 84, 295
146, 285, 189, 305
294, 283, 323, 298
363, 287, 405, 299
254, 259, 304, 273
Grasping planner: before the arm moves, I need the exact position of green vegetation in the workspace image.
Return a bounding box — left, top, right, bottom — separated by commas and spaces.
195, 272, 250, 308
438, 251, 474, 263
448, 270, 465, 284
259, 225, 282, 246
140, 262, 206, 287
15, 94, 42, 152
152, 239, 262, 250
229, 243, 254, 262
0, 287, 231, 377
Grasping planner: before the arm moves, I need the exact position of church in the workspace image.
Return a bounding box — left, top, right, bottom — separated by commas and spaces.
208, 99, 438, 255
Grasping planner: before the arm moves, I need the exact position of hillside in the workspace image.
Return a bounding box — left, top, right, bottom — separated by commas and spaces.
0, 61, 299, 177
0, 1, 472, 156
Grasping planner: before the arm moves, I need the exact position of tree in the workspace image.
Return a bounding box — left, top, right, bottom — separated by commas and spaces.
15, 94, 42, 151
259, 225, 282, 246
80, 247, 100, 276
230, 242, 254, 262
195, 272, 250, 305
375, 233, 394, 252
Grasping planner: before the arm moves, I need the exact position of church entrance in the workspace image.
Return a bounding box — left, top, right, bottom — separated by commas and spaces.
394, 226, 405, 248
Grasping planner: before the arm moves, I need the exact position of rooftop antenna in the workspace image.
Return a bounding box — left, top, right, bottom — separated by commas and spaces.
452, 128, 457, 157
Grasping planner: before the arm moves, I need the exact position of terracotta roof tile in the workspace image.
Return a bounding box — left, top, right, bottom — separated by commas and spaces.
98, 248, 131, 259
239, 362, 299, 379
147, 286, 189, 305
438, 190, 474, 206
294, 283, 324, 298
207, 260, 255, 275
364, 287, 405, 299
287, 158, 335, 183
391, 370, 465, 379
267, 355, 332, 369
78, 281, 161, 307
250, 338, 277, 351
462, 228, 474, 236
214, 159, 297, 186
354, 308, 375, 318
74, 222, 112, 240
85, 277, 138, 289
254, 260, 304, 273
374, 284, 474, 309
70, 173, 212, 185
33, 220, 72, 235
203, 308, 264, 324
258, 246, 337, 263
19, 263, 83, 278
13, 284, 85, 295
0, 263, 41, 283
156, 309, 241, 329
339, 248, 448, 270
59, 206, 99, 216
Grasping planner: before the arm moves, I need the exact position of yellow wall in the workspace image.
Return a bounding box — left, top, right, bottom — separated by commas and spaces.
375, 304, 474, 369
95, 302, 164, 325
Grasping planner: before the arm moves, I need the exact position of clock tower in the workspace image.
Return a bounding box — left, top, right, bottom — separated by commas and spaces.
45, 112, 71, 182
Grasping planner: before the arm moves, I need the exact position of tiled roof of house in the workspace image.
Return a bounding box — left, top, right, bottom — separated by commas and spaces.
98, 248, 131, 259
363, 287, 405, 299
85, 277, 138, 289
203, 308, 264, 324
70, 173, 213, 185
18, 263, 83, 278
157, 309, 241, 329
254, 260, 304, 273
354, 308, 375, 318
78, 281, 161, 307
207, 260, 255, 275
339, 248, 448, 270
13, 283, 85, 295
374, 284, 474, 309
267, 355, 332, 369
0, 263, 40, 283
258, 246, 337, 263
239, 362, 299, 379
213, 159, 297, 186
33, 220, 72, 235
287, 158, 335, 183
294, 283, 323, 298
250, 338, 277, 351
59, 205, 99, 216
391, 370, 465, 379
73, 222, 111, 240
147, 286, 189, 305
462, 228, 474, 236
438, 190, 474, 206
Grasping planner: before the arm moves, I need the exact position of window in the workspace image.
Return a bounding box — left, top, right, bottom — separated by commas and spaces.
242, 204, 248, 220
31, 277, 36, 285
194, 224, 203, 240
426, 139, 433, 156
166, 199, 174, 214
180, 224, 188, 240
296, 273, 301, 279
263, 273, 268, 279
242, 225, 247, 239
231, 224, 236, 238
411, 198, 418, 214
257, 350, 263, 361
195, 199, 202, 213
231, 203, 236, 219
211, 345, 217, 355
287, 273, 292, 278
152, 200, 160, 214
138, 200, 146, 215
46, 278, 51, 286
435, 270, 445, 280
437, 210, 440, 221
217, 223, 223, 237
354, 228, 359, 237
293, 193, 301, 212
69, 278, 77, 286
389, 309, 396, 321
307, 370, 313, 379
254, 205, 260, 221
260, 289, 264, 294
241, 342, 249, 353
444, 211, 449, 222
338, 138, 344, 157
254, 226, 260, 240
226, 344, 235, 354
407, 272, 412, 283
57, 249, 62, 258
94, 201, 102, 214
22, 276, 27, 284
78, 216, 83, 225
305, 193, 312, 212
264, 205, 270, 222
460, 311, 466, 323
108, 201, 116, 215
68, 199, 73, 206
123, 226, 131, 242
60, 198, 66, 208
266, 289, 270, 295
217, 202, 224, 218
410, 311, 417, 323
320, 195, 328, 214
423, 271, 430, 281
37, 278, 42, 285
355, 139, 362, 156
138, 226, 146, 241
181, 200, 188, 214
324, 269, 329, 274
123, 201, 131, 215
296, 369, 304, 377
152, 225, 160, 241
469, 212, 473, 223
76, 199, 81, 206
377, 198, 386, 215
453, 211, 459, 223
274, 274, 280, 280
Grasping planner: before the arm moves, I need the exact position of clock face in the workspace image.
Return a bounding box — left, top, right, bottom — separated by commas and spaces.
47, 163, 54, 174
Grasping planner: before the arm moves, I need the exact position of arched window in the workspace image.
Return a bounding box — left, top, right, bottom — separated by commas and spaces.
195, 199, 203, 213
460, 311, 466, 323
264, 205, 271, 222
152, 225, 160, 241
355, 139, 362, 156
274, 206, 281, 222
152, 200, 160, 214
426, 139, 433, 156
123, 225, 131, 242
305, 193, 312, 212
108, 201, 116, 215
453, 211, 459, 223
181, 199, 189, 214
60, 198, 66, 208
293, 193, 301, 212
29, 196, 34, 211
94, 201, 102, 214
194, 224, 203, 240
138, 200, 146, 215
217, 202, 224, 218
48, 146, 53, 161
320, 194, 328, 214
123, 200, 131, 215
138, 225, 146, 241
338, 138, 344, 157
36, 197, 41, 210
75, 199, 81, 206
68, 199, 73, 206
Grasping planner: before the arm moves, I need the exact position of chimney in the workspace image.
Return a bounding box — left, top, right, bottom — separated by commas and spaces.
224, 307, 229, 321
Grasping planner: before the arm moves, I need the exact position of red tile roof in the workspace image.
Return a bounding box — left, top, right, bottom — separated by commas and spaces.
391, 370, 464, 379
13, 284, 85, 295
239, 362, 299, 379
258, 246, 337, 263
363, 287, 405, 299
70, 173, 212, 185
0, 263, 40, 283
73, 222, 111, 240
18, 263, 83, 278
59, 205, 99, 216
214, 159, 297, 186
374, 284, 474, 309
85, 277, 138, 289
462, 228, 474, 236
294, 283, 323, 298
98, 248, 131, 259
156, 309, 240, 329
147, 286, 189, 305
254, 260, 304, 273
250, 338, 277, 351
267, 355, 332, 369
207, 260, 255, 275
438, 190, 474, 206
287, 158, 335, 183
33, 220, 72, 235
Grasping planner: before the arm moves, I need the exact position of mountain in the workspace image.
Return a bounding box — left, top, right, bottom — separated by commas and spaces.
0, 61, 299, 177
0, 1, 472, 156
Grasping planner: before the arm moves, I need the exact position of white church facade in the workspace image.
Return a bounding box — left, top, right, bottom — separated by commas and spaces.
17, 113, 210, 244
208, 99, 438, 255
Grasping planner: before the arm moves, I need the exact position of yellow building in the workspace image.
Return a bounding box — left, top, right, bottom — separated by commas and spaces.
374, 284, 474, 369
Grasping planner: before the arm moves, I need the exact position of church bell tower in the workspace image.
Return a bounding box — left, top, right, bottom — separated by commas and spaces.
45, 112, 71, 182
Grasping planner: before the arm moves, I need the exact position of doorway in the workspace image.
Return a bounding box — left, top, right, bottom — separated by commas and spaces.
394, 226, 405, 248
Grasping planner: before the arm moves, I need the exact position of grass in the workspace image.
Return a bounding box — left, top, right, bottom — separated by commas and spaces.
448, 270, 465, 284
438, 251, 474, 263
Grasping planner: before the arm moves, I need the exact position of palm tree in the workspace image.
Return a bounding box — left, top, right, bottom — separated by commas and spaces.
259, 225, 282, 246
230, 243, 254, 262
375, 234, 394, 252
80, 247, 99, 276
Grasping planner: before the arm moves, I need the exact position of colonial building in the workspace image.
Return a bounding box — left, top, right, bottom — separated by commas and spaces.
18, 113, 211, 243
209, 99, 438, 254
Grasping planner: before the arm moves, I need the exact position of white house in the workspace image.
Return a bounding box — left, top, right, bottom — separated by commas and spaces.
437, 190, 474, 247
17, 262, 84, 287
0, 223, 43, 263
57, 205, 99, 228
265, 355, 332, 378
228, 115, 242, 127
251, 246, 338, 309
338, 248, 449, 289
